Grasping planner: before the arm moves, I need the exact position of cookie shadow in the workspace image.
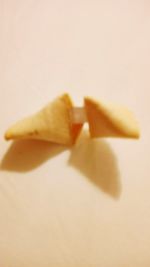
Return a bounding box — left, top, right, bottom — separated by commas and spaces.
68, 132, 121, 199
1, 132, 121, 198
0, 139, 66, 172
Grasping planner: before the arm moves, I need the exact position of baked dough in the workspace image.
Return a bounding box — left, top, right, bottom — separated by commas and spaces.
5, 94, 83, 145
4, 94, 139, 144
84, 97, 140, 138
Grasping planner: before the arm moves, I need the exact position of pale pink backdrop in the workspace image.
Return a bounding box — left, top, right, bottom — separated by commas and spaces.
0, 1, 150, 266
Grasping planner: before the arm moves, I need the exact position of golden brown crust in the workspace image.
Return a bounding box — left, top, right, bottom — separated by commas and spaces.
84, 96, 140, 139
5, 94, 83, 145
4, 94, 140, 145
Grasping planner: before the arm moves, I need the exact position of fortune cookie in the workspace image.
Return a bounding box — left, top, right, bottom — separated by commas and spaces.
5, 94, 140, 144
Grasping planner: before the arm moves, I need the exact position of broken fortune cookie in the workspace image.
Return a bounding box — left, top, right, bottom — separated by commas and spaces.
5, 94, 83, 145
84, 97, 140, 139
4, 94, 140, 145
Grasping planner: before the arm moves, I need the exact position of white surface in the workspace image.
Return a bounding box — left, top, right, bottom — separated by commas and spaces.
0, 1, 150, 266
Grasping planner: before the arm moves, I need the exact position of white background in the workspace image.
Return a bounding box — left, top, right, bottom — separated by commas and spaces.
0, 1, 150, 266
